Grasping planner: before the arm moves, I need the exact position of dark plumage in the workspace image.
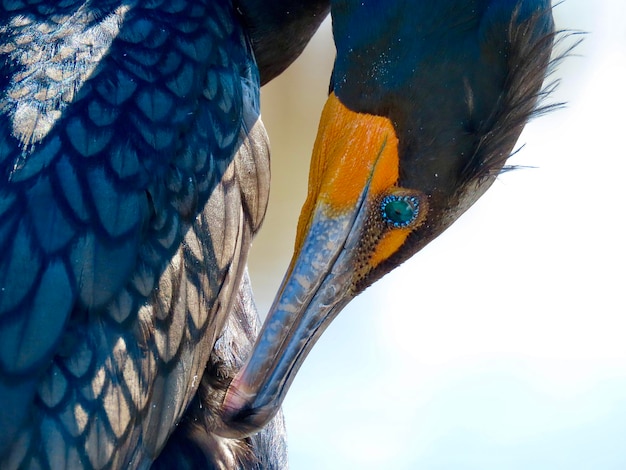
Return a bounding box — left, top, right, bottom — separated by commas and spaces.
237, 0, 330, 84
0, 0, 567, 468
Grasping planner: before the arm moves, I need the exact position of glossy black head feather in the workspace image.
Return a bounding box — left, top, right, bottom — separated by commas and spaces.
458, 8, 577, 185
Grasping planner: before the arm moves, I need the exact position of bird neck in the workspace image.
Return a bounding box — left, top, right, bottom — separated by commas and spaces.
236, 0, 330, 84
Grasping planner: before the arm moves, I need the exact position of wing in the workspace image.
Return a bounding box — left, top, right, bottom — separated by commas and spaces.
152, 269, 288, 470
0, 0, 269, 467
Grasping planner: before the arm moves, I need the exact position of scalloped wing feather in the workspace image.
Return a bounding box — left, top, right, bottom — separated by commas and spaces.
0, 0, 270, 467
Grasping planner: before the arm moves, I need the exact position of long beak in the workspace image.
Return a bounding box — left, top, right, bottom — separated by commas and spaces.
216, 93, 402, 438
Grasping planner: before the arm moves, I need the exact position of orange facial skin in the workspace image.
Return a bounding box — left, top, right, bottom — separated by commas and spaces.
294, 92, 426, 275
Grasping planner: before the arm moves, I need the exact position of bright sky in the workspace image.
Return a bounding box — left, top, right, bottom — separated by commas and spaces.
252, 1, 626, 468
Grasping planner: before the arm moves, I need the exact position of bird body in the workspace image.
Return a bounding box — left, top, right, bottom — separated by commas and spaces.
0, 0, 560, 467
0, 0, 284, 467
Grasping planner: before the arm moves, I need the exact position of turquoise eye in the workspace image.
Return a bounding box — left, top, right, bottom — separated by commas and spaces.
380, 195, 420, 227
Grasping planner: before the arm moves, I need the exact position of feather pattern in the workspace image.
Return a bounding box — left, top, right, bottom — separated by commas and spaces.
0, 0, 271, 468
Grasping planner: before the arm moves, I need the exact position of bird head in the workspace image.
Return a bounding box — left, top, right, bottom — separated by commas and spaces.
217, 0, 558, 437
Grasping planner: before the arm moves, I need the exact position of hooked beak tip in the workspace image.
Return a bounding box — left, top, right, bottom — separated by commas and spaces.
216, 375, 278, 439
